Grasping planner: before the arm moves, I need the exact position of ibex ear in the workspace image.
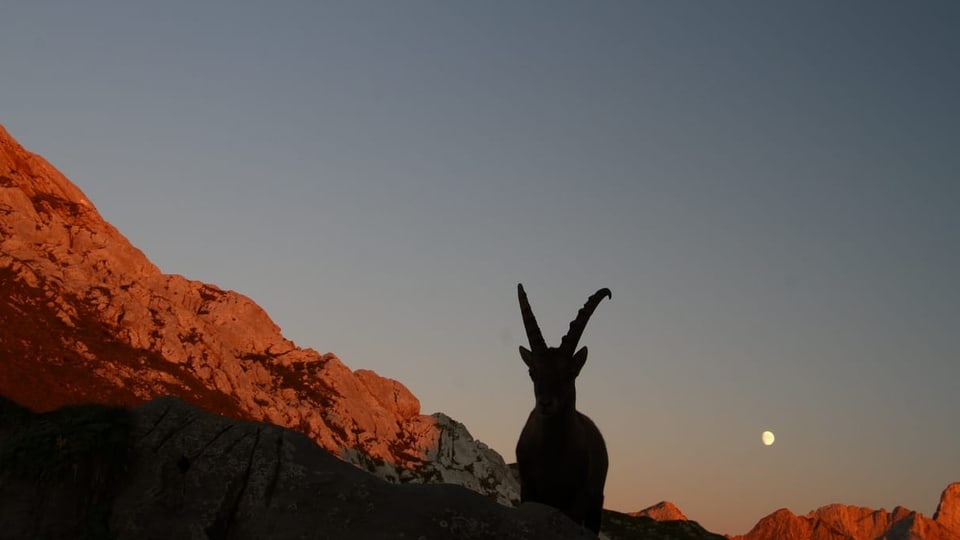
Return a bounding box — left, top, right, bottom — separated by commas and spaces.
519, 346, 534, 368
571, 346, 588, 376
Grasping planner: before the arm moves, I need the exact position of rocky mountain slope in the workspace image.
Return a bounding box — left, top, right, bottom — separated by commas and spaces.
0, 122, 517, 505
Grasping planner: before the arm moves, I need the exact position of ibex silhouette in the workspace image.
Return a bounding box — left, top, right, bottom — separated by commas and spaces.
515, 283, 611, 534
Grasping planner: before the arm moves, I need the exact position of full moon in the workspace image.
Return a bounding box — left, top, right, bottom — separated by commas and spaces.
762, 430, 776, 446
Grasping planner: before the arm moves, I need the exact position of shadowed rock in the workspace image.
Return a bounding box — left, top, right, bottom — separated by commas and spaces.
0, 395, 590, 540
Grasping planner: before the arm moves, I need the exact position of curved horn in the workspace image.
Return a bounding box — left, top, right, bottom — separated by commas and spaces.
518, 284, 548, 353
560, 288, 612, 354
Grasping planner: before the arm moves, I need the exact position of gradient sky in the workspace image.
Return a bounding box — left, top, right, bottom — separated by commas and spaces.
2, 2, 958, 533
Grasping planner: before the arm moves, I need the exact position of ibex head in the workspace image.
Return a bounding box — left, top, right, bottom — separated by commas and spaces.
518, 283, 611, 418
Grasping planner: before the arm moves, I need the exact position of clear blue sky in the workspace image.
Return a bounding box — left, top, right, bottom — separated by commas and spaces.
2, 2, 958, 534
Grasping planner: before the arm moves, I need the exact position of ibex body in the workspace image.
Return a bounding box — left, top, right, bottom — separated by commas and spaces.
515, 284, 610, 534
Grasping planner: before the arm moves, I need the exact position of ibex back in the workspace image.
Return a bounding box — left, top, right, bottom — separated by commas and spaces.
515, 283, 610, 534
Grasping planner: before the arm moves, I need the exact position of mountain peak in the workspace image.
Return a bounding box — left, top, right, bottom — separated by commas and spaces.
0, 123, 160, 289
630, 500, 689, 521
0, 124, 99, 220
732, 489, 960, 540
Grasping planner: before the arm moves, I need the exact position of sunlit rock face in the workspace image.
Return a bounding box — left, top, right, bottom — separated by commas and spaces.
0, 123, 517, 505
730, 496, 960, 540
933, 483, 960, 533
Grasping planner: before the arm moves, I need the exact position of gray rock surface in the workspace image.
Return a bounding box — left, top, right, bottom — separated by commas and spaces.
0, 395, 587, 540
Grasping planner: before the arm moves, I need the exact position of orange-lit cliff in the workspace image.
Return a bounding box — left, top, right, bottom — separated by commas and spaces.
0, 122, 517, 504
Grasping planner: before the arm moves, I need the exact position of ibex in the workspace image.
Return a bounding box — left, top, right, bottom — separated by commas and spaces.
515, 283, 611, 534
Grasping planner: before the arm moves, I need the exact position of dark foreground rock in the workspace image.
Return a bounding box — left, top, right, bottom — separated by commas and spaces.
0, 395, 590, 540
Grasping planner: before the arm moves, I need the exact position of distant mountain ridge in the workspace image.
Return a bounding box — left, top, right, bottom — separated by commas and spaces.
729, 484, 960, 540
623, 485, 960, 540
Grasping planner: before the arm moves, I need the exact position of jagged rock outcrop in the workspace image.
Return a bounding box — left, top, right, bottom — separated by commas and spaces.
731, 496, 960, 540
934, 483, 960, 533
0, 395, 586, 540
0, 123, 518, 504
630, 500, 689, 522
